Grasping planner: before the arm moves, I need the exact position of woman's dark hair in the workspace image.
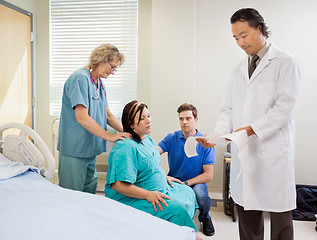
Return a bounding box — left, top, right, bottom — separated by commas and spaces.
122, 100, 148, 143
230, 8, 270, 38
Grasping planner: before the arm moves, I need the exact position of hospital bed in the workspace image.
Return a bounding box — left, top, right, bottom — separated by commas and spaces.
0, 123, 195, 240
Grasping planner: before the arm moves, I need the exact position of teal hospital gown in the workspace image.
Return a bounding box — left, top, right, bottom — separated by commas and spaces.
105, 136, 198, 230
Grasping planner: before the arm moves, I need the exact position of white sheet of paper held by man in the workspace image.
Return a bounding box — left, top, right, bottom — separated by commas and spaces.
205, 131, 229, 147
184, 130, 248, 179
184, 132, 230, 158
184, 136, 200, 158
225, 131, 248, 179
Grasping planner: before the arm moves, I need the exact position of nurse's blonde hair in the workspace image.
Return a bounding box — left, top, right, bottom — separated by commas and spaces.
89, 43, 125, 70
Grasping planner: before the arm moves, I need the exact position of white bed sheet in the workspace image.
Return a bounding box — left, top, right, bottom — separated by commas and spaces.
0, 155, 38, 180
0, 162, 195, 240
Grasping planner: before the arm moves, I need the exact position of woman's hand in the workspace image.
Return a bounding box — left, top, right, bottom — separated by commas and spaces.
108, 132, 131, 142
145, 191, 171, 211
166, 176, 182, 187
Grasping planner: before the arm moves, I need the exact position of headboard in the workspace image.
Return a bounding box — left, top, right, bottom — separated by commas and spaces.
0, 122, 55, 179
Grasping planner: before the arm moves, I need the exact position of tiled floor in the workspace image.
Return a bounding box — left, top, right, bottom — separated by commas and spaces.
98, 182, 317, 239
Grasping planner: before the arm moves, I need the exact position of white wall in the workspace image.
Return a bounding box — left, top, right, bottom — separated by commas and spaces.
147, 0, 317, 187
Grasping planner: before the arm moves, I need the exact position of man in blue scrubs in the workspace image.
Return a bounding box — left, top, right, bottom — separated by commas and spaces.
158, 103, 216, 236
57, 44, 130, 194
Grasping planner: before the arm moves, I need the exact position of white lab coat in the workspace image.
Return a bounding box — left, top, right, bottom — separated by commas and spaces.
215, 43, 301, 212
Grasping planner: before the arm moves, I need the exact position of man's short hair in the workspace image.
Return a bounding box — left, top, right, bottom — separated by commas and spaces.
230, 8, 270, 38
177, 103, 198, 118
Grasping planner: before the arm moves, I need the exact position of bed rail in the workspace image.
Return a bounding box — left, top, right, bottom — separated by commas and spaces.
0, 122, 55, 179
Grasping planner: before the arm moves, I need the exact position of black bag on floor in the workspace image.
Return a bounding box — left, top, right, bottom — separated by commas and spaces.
292, 185, 317, 221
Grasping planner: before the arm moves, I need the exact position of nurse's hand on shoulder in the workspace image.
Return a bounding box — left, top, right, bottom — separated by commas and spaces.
145, 191, 171, 212
109, 132, 131, 142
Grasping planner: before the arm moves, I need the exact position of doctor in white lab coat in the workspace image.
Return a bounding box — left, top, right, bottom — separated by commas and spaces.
197, 8, 301, 240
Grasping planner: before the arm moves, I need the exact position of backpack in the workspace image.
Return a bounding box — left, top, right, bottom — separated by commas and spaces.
292, 185, 317, 222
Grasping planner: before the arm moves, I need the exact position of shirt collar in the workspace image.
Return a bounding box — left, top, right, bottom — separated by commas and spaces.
248, 42, 271, 63
257, 42, 270, 60
177, 129, 201, 139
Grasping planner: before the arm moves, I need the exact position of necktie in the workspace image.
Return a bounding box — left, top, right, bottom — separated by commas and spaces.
249, 55, 259, 78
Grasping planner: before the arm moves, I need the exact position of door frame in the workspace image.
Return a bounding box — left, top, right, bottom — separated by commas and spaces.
0, 0, 34, 128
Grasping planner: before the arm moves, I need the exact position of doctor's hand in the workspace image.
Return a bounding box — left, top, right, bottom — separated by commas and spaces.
146, 191, 171, 211
108, 132, 131, 142
196, 137, 216, 148
166, 176, 182, 188
234, 126, 255, 137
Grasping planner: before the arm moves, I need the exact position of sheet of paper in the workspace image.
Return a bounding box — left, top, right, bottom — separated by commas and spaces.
205, 131, 229, 147
184, 130, 249, 180
225, 131, 248, 179
184, 136, 199, 158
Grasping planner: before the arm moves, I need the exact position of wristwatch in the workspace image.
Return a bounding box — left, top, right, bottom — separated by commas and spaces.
184, 181, 189, 186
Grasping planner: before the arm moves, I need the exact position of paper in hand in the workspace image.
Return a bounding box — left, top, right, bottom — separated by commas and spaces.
184, 136, 199, 158
184, 132, 230, 158
184, 130, 248, 180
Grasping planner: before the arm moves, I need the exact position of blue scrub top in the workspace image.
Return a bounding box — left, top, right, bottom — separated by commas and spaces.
158, 130, 215, 182
57, 67, 108, 158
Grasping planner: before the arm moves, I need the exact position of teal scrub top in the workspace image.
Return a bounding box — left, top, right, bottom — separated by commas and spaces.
105, 136, 198, 221
57, 67, 108, 158
105, 137, 168, 200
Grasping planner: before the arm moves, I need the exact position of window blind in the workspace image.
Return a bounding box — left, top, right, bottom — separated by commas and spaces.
50, 0, 138, 117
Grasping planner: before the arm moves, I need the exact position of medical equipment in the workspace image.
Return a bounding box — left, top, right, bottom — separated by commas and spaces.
89, 66, 106, 99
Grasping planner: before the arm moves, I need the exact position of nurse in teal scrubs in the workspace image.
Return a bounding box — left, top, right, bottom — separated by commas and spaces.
57, 44, 130, 194
105, 100, 198, 230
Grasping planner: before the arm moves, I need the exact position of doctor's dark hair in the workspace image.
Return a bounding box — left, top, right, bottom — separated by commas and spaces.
177, 103, 198, 118
89, 43, 125, 70
122, 100, 148, 143
230, 8, 270, 38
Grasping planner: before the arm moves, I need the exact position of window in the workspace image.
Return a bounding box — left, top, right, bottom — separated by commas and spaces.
50, 0, 138, 117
